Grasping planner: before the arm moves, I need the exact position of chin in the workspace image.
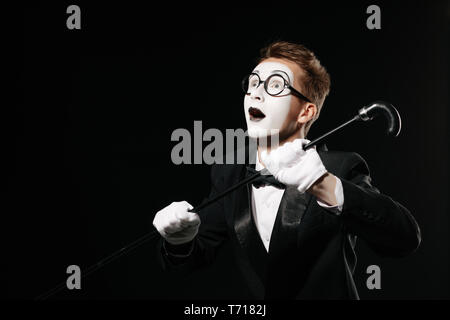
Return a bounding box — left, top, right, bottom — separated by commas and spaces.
247, 126, 280, 139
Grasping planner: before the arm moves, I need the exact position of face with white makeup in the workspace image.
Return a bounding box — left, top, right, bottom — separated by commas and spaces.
243, 58, 317, 143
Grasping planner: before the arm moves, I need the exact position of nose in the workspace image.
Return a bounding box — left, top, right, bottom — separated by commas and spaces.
249, 84, 265, 103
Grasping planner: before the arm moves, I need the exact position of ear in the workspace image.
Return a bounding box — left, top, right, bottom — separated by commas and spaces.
297, 103, 317, 125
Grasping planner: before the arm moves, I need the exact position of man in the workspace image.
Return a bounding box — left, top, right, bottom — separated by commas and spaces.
152, 41, 421, 299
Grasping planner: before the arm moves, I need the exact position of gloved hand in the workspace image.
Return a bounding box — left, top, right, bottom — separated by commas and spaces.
152, 201, 201, 245
260, 138, 328, 193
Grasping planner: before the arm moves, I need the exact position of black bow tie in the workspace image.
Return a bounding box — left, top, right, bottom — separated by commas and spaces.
246, 167, 286, 189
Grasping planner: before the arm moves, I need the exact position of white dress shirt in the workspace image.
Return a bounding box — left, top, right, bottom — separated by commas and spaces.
251, 152, 344, 252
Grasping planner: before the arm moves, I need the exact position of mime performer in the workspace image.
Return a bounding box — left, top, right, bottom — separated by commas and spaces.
152, 41, 421, 299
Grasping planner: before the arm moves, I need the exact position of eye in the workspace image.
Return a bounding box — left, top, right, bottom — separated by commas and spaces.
269, 80, 283, 88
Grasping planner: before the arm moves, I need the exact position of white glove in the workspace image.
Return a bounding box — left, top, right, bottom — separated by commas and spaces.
152, 201, 201, 245
260, 138, 328, 193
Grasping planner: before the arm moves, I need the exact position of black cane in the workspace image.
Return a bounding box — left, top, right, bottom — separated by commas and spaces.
36, 101, 401, 300
189, 100, 401, 212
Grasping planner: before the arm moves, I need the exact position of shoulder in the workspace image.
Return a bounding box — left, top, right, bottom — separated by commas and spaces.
318, 149, 370, 178
210, 163, 247, 189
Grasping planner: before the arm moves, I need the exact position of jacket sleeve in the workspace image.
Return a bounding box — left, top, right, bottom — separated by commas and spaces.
156, 164, 229, 273
339, 153, 421, 257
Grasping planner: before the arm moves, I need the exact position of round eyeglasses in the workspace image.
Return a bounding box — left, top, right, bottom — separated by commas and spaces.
242, 73, 312, 103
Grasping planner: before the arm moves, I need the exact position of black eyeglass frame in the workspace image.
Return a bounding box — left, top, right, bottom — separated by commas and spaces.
242, 72, 312, 103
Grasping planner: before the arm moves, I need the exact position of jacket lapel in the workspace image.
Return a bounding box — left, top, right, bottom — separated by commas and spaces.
232, 165, 269, 285
232, 181, 257, 253
268, 186, 312, 257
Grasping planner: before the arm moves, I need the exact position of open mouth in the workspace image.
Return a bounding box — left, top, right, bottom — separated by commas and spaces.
248, 107, 266, 121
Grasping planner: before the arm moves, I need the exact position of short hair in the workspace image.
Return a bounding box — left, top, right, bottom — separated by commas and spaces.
258, 41, 331, 135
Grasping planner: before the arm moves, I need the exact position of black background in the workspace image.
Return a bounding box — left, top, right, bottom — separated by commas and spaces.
9, 1, 449, 299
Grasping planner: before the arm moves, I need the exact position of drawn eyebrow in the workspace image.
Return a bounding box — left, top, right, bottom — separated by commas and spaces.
271, 70, 291, 83
252, 69, 291, 83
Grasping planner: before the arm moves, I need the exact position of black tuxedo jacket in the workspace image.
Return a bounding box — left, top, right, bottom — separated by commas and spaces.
157, 145, 421, 299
